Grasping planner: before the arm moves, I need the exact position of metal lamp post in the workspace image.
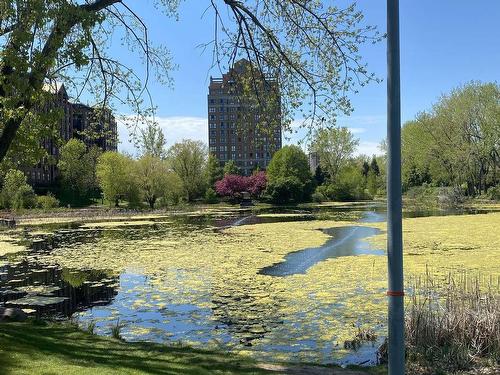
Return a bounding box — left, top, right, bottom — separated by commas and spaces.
387, 0, 405, 374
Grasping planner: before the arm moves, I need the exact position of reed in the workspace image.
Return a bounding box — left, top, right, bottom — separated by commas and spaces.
405, 270, 500, 372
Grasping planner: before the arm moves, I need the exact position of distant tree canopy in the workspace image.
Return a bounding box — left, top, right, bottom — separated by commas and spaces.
401, 82, 500, 195
0, 1, 380, 168
310, 126, 359, 182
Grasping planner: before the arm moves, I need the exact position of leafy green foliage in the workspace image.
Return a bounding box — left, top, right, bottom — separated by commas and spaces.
266, 146, 313, 203
58, 139, 100, 204
316, 165, 370, 202
167, 140, 207, 201
0, 169, 36, 209
136, 155, 171, 209
139, 123, 167, 159
36, 192, 60, 210
402, 82, 500, 196
223, 160, 240, 176
96, 152, 139, 207
204, 187, 218, 204
310, 127, 359, 182
205, 153, 223, 188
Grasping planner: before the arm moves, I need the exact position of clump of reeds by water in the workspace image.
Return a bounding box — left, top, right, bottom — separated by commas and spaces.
405, 270, 500, 372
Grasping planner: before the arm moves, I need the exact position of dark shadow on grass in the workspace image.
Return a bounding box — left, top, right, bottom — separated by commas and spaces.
0, 322, 270, 374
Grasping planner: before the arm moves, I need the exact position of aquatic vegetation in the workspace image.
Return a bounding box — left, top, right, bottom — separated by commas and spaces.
2, 211, 499, 364
0, 232, 26, 256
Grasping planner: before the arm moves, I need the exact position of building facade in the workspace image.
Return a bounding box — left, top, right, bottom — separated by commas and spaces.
308, 151, 320, 174
27, 83, 117, 188
208, 59, 282, 176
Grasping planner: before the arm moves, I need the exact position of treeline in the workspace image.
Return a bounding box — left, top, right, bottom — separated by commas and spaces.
402, 82, 500, 200
309, 126, 385, 203
0, 120, 388, 209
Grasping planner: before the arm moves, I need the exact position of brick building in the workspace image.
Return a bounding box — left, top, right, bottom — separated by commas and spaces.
208, 59, 282, 176
26, 83, 117, 188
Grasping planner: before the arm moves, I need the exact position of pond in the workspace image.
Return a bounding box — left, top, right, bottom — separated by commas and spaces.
0, 204, 495, 365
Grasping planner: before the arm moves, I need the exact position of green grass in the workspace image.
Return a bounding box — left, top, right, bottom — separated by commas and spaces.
0, 322, 381, 375
0, 321, 271, 375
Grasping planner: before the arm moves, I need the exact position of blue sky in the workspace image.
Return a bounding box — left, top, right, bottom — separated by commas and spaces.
114, 1, 500, 156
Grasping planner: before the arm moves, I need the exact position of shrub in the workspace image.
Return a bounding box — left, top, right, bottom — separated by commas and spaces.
487, 185, 500, 201
36, 193, 60, 210
311, 190, 326, 203
437, 186, 465, 208
265, 176, 305, 204
0, 169, 36, 209
12, 185, 37, 209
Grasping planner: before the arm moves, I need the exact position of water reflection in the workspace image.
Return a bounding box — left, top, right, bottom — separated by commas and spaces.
260, 226, 384, 276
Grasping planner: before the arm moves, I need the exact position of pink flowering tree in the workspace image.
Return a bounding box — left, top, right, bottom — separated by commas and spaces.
215, 174, 249, 200
215, 172, 267, 201
247, 171, 267, 197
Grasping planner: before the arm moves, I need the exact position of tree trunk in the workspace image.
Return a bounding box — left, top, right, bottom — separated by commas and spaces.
0, 115, 25, 164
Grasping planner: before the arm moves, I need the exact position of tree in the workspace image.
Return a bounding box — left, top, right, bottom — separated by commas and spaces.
96, 152, 137, 207
370, 157, 380, 176
0, 169, 36, 209
223, 160, 240, 176
140, 123, 166, 159
310, 127, 359, 182
167, 140, 207, 201
136, 155, 171, 209
0, 2, 380, 167
58, 139, 100, 203
401, 82, 500, 195
266, 145, 313, 203
361, 160, 370, 178
206, 154, 223, 187
215, 171, 267, 201
215, 174, 249, 201
247, 171, 267, 197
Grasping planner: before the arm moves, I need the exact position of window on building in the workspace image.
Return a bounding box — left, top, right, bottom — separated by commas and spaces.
210, 115, 216, 120
231, 153, 236, 160
209, 123, 216, 129
231, 145, 236, 151
210, 146, 217, 152
209, 107, 216, 112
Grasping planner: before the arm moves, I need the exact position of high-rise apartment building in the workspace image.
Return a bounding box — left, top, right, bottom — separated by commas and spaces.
26, 83, 117, 188
208, 59, 282, 176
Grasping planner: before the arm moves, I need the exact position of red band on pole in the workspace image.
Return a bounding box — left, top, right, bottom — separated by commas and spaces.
387, 290, 405, 297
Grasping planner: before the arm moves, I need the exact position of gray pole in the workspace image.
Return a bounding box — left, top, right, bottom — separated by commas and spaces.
387, 0, 405, 374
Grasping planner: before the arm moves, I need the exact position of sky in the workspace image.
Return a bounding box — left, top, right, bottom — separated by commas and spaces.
111, 1, 500, 157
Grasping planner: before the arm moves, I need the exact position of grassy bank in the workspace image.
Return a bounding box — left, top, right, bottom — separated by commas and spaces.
0, 321, 381, 375
0, 321, 270, 375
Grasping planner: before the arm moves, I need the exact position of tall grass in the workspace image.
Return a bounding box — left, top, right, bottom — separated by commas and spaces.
405, 271, 500, 372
